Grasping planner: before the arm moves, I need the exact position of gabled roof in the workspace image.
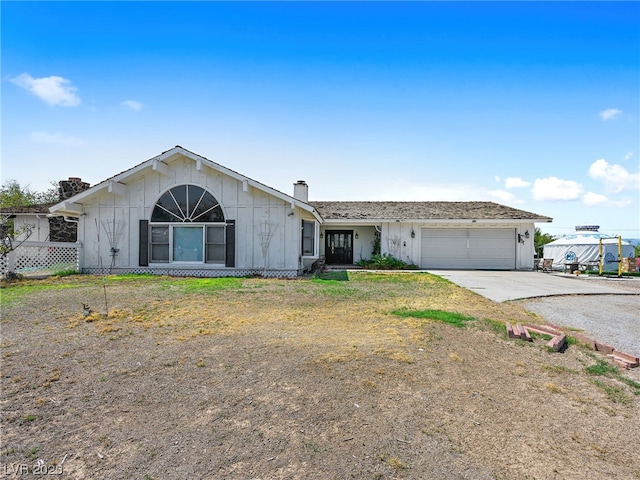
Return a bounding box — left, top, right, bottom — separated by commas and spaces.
49, 146, 321, 221
310, 201, 552, 222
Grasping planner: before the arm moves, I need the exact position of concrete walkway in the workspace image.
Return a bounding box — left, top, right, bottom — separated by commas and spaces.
427, 270, 636, 302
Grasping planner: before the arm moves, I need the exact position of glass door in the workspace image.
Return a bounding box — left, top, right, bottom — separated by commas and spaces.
325, 230, 353, 264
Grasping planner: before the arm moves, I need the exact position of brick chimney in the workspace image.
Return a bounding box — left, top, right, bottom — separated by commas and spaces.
293, 180, 308, 202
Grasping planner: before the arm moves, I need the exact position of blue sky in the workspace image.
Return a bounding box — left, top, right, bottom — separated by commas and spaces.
2, 1, 639, 237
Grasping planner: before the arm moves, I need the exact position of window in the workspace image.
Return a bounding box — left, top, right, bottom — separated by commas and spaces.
150, 185, 226, 264
150, 226, 169, 262
206, 226, 225, 263
151, 185, 224, 222
302, 220, 315, 256
173, 226, 203, 262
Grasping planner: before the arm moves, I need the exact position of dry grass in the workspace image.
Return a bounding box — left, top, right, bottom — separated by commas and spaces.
1, 272, 639, 479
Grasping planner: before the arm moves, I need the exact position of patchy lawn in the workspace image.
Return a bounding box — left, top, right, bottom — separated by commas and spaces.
1, 272, 639, 479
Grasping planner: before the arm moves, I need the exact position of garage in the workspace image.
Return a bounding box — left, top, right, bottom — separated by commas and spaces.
420, 228, 516, 269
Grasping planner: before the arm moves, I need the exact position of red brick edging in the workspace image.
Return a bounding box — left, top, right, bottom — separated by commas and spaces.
503, 321, 639, 369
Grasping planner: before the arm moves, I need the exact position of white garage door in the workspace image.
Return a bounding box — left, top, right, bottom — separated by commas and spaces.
420, 228, 516, 269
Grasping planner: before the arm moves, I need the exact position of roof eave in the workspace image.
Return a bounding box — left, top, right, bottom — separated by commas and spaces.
48, 147, 322, 221
321, 217, 552, 224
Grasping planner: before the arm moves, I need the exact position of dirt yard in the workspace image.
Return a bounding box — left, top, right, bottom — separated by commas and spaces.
1, 272, 639, 479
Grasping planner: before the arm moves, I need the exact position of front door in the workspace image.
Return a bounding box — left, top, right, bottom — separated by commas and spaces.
325, 230, 353, 264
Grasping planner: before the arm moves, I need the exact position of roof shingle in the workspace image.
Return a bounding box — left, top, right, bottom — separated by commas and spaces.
0, 203, 54, 215
310, 201, 552, 221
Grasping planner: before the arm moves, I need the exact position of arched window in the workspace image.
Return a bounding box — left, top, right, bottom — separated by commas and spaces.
149, 185, 226, 264
151, 185, 224, 222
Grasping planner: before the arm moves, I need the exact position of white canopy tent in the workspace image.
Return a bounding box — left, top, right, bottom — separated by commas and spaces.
543, 226, 635, 271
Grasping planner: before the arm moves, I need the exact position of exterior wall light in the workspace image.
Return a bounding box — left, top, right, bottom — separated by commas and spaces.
525, 230, 530, 239
410, 229, 415, 238
320, 232, 323, 239
355, 232, 359, 239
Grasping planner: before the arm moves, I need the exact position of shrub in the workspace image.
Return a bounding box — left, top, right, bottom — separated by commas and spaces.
356, 254, 417, 270
52, 268, 79, 277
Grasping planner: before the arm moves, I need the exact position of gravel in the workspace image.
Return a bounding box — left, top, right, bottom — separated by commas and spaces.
517, 276, 640, 366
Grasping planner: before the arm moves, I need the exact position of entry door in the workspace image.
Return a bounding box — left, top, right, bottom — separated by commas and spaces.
325, 230, 353, 264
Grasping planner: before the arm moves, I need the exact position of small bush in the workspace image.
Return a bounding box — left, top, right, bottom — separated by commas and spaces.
52, 268, 79, 277
356, 254, 417, 270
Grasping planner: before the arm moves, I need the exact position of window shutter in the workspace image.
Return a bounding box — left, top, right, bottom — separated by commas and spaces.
225, 220, 235, 267
139, 220, 149, 266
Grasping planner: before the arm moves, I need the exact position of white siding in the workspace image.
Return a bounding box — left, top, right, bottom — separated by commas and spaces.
12, 215, 50, 242
77, 155, 307, 272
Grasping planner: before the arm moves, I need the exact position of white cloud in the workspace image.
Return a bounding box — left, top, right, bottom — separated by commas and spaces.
582, 193, 633, 208
599, 108, 622, 121
30, 131, 87, 146
582, 192, 608, 206
489, 189, 523, 203
494, 175, 501, 183
10, 73, 80, 107
532, 177, 583, 201
122, 100, 143, 111
623, 152, 634, 162
610, 198, 633, 208
504, 177, 530, 189
588, 158, 640, 193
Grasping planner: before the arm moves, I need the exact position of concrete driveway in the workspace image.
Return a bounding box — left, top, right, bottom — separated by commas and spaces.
427, 270, 636, 302
428, 270, 640, 361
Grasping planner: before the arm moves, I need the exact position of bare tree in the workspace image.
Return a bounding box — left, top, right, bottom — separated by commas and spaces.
0, 216, 33, 257
258, 220, 278, 276
0, 215, 34, 279
101, 219, 126, 272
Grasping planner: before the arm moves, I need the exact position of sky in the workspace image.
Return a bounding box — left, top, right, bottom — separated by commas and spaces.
2, 1, 639, 238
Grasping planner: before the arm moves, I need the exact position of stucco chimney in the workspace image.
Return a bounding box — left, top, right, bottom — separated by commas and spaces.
293, 180, 308, 202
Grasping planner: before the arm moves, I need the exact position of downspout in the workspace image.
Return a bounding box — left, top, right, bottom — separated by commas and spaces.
35, 214, 48, 241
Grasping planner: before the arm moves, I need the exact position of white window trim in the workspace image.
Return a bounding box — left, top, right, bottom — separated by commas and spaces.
301, 220, 319, 258
149, 222, 226, 265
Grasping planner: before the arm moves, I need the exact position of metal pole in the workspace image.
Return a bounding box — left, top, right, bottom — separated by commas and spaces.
598, 238, 603, 276
618, 236, 622, 277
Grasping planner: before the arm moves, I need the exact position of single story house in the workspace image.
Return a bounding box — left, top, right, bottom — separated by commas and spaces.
48, 146, 552, 276
0, 204, 53, 242
1, 177, 90, 243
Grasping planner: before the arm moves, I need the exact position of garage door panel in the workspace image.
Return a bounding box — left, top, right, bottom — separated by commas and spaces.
421, 229, 466, 268
421, 228, 515, 269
